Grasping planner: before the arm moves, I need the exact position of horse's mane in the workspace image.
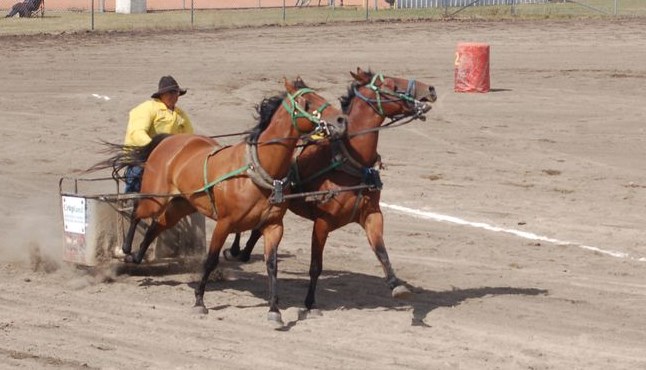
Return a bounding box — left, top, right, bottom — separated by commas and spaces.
339, 69, 374, 114
246, 79, 310, 143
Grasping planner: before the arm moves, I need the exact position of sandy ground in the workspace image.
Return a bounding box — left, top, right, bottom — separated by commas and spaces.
1, 18, 646, 369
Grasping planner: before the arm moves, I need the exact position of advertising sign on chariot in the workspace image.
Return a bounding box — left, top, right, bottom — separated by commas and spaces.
62, 196, 86, 234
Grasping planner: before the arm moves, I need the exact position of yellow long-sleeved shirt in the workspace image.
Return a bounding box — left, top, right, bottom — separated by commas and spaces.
123, 99, 194, 147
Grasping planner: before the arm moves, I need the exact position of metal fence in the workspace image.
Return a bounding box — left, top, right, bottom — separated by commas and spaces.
394, 0, 622, 15
397, 0, 548, 7
0, 0, 641, 35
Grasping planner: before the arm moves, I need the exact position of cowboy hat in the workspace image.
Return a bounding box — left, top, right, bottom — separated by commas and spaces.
151, 75, 187, 99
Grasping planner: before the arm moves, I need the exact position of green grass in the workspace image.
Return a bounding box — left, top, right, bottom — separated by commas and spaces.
1, 2, 645, 37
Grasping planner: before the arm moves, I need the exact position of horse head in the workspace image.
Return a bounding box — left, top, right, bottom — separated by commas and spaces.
349, 67, 437, 121
284, 77, 347, 140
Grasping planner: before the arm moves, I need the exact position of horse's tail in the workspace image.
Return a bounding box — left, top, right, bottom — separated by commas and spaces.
86, 134, 173, 181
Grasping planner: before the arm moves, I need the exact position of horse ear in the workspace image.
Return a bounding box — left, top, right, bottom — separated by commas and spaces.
351, 67, 371, 84
284, 77, 296, 93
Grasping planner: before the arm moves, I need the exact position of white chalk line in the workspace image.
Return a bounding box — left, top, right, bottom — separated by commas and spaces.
380, 202, 646, 263
91, 93, 111, 101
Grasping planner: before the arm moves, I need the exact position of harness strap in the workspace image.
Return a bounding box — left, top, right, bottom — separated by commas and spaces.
291, 139, 379, 189
202, 163, 251, 192
245, 140, 290, 190
295, 157, 344, 187
348, 190, 363, 224
197, 138, 297, 217
200, 145, 247, 219
290, 161, 302, 190
334, 140, 368, 178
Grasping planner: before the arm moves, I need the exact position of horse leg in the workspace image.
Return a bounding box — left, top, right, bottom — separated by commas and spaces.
262, 223, 284, 327
304, 218, 330, 313
363, 211, 412, 299
239, 229, 261, 262
194, 221, 230, 314
126, 197, 195, 264
122, 200, 140, 255
223, 233, 242, 260
125, 221, 159, 264
224, 229, 261, 262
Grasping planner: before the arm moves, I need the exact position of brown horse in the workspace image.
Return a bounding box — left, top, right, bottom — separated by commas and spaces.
225, 68, 437, 314
98, 78, 347, 326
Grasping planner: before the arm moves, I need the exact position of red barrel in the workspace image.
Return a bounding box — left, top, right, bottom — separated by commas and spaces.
454, 43, 490, 93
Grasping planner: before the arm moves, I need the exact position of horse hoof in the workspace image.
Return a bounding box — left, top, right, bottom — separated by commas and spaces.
192, 305, 208, 315
267, 311, 284, 328
392, 285, 413, 299
237, 255, 250, 263
223, 249, 235, 261
298, 308, 323, 320
124, 254, 135, 264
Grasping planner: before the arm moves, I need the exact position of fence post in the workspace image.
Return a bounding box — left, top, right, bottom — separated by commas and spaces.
191, 0, 194, 27
283, 0, 286, 21
365, 0, 369, 20
91, 0, 95, 31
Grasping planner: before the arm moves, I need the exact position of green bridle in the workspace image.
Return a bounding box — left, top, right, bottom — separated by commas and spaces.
353, 72, 418, 117
282, 88, 331, 137
197, 88, 334, 211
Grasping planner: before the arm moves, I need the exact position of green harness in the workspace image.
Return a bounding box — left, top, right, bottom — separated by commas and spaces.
197, 88, 330, 217
288, 73, 416, 221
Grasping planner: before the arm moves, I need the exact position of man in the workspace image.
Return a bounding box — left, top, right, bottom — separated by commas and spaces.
5, 0, 42, 18
123, 75, 194, 193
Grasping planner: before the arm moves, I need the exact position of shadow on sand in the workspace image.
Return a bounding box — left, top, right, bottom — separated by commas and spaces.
124, 253, 547, 329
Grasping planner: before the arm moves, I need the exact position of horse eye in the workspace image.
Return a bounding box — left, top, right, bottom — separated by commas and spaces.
303, 101, 310, 111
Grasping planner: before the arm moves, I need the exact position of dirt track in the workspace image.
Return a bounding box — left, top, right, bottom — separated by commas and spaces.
1, 19, 646, 369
